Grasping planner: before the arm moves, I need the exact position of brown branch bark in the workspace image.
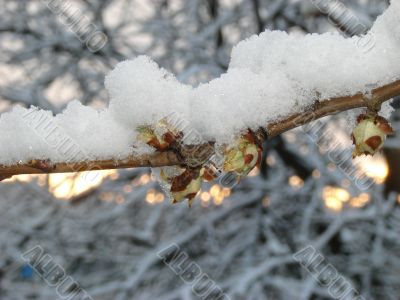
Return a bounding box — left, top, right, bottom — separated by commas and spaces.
1, 79, 400, 178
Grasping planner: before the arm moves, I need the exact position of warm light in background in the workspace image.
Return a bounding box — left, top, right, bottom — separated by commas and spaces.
4, 174, 36, 183
199, 184, 231, 206
289, 175, 304, 188
357, 155, 389, 184
323, 186, 371, 212
323, 186, 350, 212
49, 170, 117, 200
145, 188, 165, 205
201, 191, 211, 202
133, 174, 151, 186
312, 170, 321, 179
5, 170, 117, 200
349, 193, 370, 208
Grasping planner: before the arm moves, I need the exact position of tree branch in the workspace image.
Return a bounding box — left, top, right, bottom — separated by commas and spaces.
1, 79, 400, 178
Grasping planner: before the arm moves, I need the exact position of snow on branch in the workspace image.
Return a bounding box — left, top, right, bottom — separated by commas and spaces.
1, 79, 399, 178
1, 0, 400, 187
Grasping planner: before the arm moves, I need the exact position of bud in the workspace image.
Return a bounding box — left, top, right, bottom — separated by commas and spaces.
159, 168, 201, 207
223, 131, 262, 177
352, 113, 394, 158
170, 169, 202, 207
137, 120, 182, 151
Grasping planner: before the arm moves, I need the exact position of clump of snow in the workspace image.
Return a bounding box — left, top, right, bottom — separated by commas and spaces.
0, 0, 399, 165
55, 101, 134, 160
230, 3, 400, 100
0, 102, 134, 165
106, 56, 191, 130
190, 69, 304, 142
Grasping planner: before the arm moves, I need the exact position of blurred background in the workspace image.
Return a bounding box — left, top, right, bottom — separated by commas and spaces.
0, 0, 399, 299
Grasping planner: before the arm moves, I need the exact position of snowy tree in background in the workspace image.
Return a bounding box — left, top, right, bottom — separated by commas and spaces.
0, 0, 400, 299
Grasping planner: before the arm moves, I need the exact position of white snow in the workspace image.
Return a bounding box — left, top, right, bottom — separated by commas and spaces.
0, 102, 134, 165
0, 0, 399, 165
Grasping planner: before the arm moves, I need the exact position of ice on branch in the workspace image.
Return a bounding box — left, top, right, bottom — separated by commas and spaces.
0, 0, 399, 166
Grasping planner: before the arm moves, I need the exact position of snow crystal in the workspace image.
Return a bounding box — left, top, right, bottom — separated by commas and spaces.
0, 0, 399, 165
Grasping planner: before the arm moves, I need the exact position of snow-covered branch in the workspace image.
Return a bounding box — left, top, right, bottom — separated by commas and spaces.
1, 78, 399, 179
